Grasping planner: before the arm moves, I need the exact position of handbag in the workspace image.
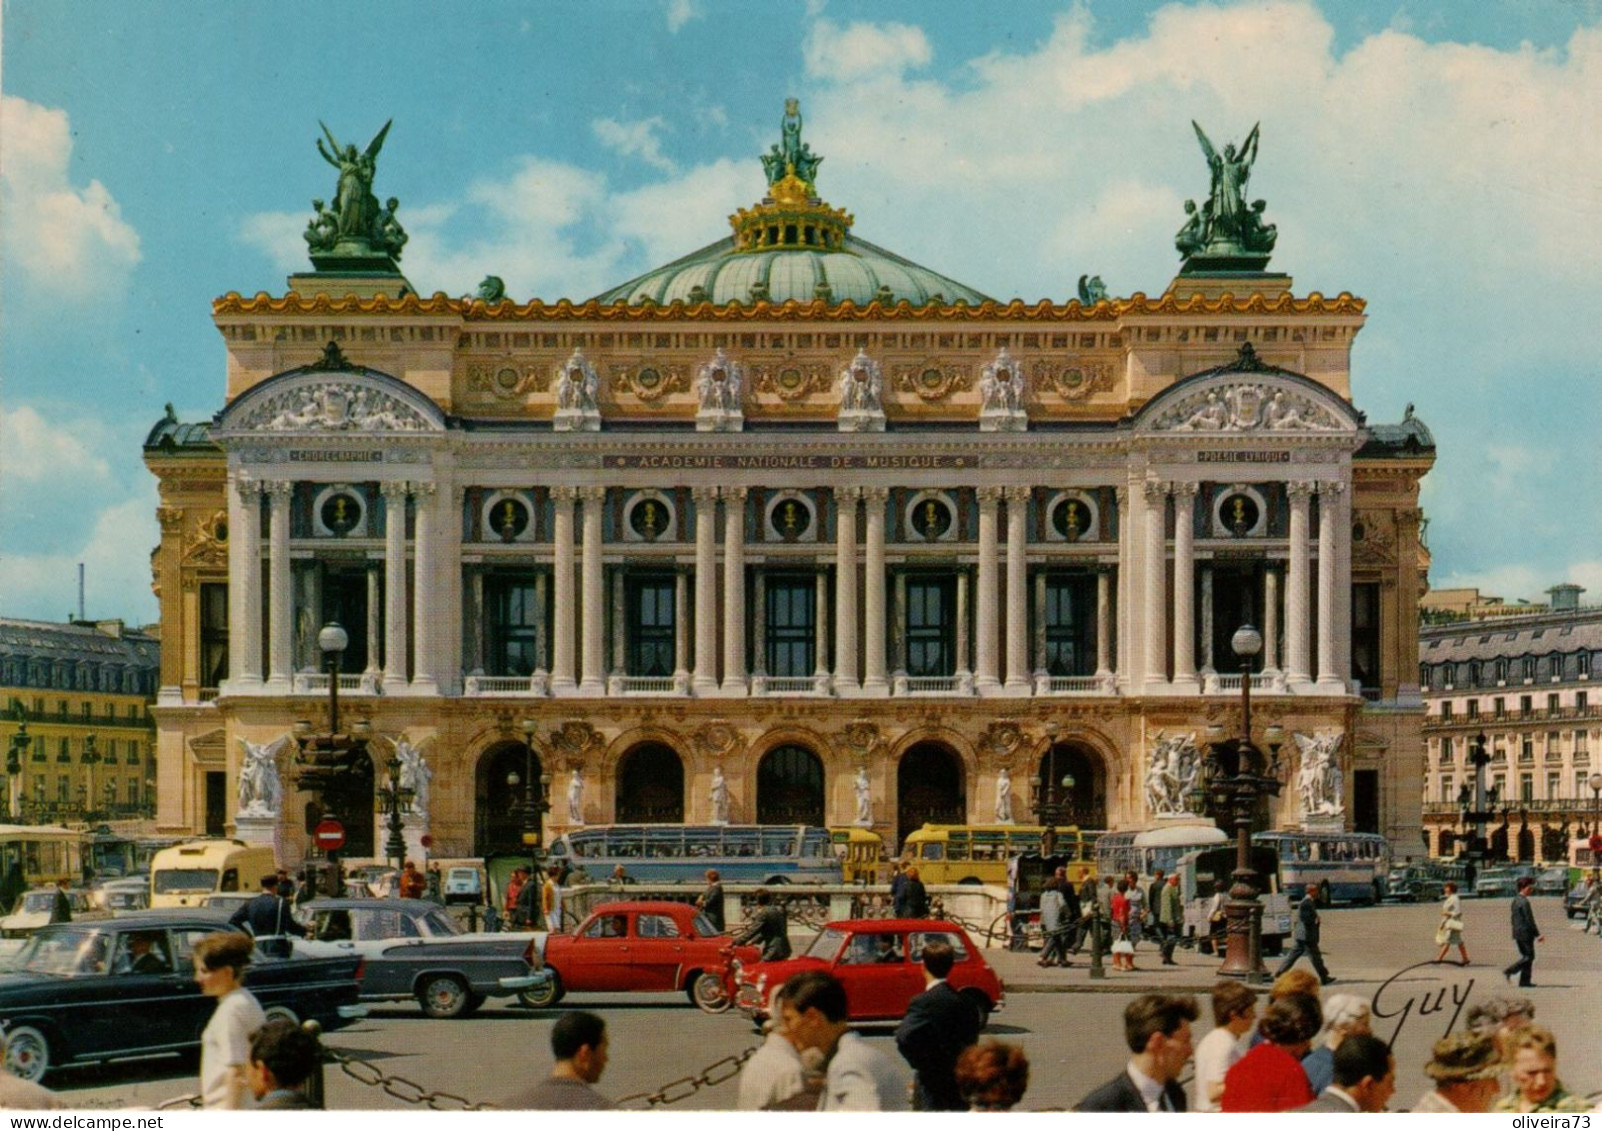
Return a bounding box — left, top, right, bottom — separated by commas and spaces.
1444, 915, 1464, 932
1433, 923, 1450, 946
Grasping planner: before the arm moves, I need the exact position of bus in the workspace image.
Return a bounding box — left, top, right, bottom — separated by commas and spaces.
900, 825, 1096, 885
0, 825, 87, 912
1178, 843, 1294, 953
149, 839, 278, 909
828, 827, 887, 884
1252, 830, 1392, 905
1095, 825, 1230, 880
546, 825, 839, 884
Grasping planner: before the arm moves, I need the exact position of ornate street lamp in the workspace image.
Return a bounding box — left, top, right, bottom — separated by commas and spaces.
1457, 733, 1496, 862
377, 752, 415, 893
292, 622, 372, 896
1588, 772, 1602, 880
510, 719, 553, 928
1199, 624, 1285, 983
5, 711, 27, 821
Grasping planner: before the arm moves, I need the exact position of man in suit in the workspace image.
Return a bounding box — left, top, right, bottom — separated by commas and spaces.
228, 874, 304, 958
895, 939, 982, 1110
1075, 993, 1199, 1112
1274, 883, 1335, 984
733, 889, 792, 961
1503, 875, 1543, 987
247, 1018, 323, 1110
696, 869, 725, 932
781, 971, 909, 1111
1157, 874, 1183, 965
1292, 1034, 1395, 1113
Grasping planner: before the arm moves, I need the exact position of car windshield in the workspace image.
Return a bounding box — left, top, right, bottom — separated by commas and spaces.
804, 928, 847, 961
419, 910, 462, 937
14, 929, 112, 976
692, 912, 719, 937
153, 868, 218, 894
20, 892, 55, 913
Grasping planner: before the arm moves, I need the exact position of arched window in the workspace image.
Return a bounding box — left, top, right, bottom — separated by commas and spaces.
757, 745, 825, 826
616, 744, 685, 824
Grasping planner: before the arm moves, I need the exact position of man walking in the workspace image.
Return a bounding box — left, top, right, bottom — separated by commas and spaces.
781, 971, 908, 1111
1503, 875, 1543, 987
1274, 883, 1334, 985
1073, 867, 1097, 953
895, 866, 929, 919
1075, 993, 1199, 1111
895, 940, 982, 1110
1157, 873, 1183, 965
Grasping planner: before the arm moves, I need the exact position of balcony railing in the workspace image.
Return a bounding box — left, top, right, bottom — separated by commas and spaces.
757, 676, 830, 695
292, 673, 376, 695
463, 673, 548, 697
616, 675, 681, 695
900, 675, 964, 694
1045, 676, 1105, 694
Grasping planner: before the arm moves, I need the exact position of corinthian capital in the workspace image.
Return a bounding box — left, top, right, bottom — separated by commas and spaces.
976, 486, 1004, 506
1142, 479, 1169, 505
861, 486, 890, 503
1170, 481, 1199, 501
580, 486, 607, 503
550, 485, 579, 504
379, 479, 411, 501
691, 485, 719, 504
1286, 481, 1316, 502
1004, 485, 1033, 504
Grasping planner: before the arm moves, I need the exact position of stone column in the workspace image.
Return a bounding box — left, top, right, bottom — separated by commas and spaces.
380, 481, 409, 692
1033, 570, 1049, 684
1114, 486, 1130, 690
1143, 480, 1169, 687
893, 570, 909, 678
435, 484, 464, 694
610, 566, 626, 684
833, 488, 860, 694
955, 568, 972, 683
722, 487, 748, 694
674, 569, 690, 687
1317, 482, 1342, 689
1332, 483, 1353, 692
752, 571, 768, 679
365, 563, 383, 680
1095, 568, 1113, 677
813, 569, 830, 684
227, 475, 263, 691
1263, 566, 1281, 676
579, 486, 606, 695
1286, 482, 1313, 685
181, 580, 201, 699
550, 486, 578, 693
264, 481, 293, 693
1171, 483, 1198, 688
975, 487, 1002, 692
410, 483, 438, 695
1004, 486, 1031, 694
1199, 567, 1216, 675
862, 487, 889, 696
693, 486, 720, 694
532, 570, 548, 679
466, 569, 485, 675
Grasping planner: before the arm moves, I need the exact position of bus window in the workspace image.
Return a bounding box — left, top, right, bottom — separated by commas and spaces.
919, 843, 945, 862
973, 831, 1008, 862
685, 829, 722, 857
220, 868, 238, 892
801, 829, 831, 858
644, 828, 685, 858
761, 829, 796, 857
605, 830, 642, 858
725, 829, 759, 857
946, 833, 971, 861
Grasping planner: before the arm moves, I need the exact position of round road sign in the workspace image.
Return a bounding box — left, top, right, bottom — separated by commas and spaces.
314, 818, 347, 851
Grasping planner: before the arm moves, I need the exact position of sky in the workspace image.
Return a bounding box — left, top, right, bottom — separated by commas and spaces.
2, 0, 1601, 625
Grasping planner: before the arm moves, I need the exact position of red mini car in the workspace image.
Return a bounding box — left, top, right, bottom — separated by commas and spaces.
522, 900, 759, 1008
735, 918, 1004, 1024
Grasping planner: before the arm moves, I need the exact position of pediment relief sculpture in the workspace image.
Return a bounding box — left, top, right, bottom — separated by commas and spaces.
238, 380, 433, 433
1151, 381, 1346, 433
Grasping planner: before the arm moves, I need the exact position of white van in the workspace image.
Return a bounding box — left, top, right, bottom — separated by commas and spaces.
149, 839, 278, 909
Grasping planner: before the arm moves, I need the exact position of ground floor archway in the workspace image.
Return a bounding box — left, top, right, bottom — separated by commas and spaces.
475, 740, 543, 855
1037, 741, 1106, 829
756, 744, 825, 826
616, 742, 684, 823
897, 742, 966, 847
306, 748, 376, 858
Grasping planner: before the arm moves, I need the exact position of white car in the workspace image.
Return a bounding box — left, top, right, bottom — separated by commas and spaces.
443, 866, 483, 905
0, 889, 108, 940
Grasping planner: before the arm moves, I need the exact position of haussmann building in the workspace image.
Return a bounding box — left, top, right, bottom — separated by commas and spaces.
143, 105, 1435, 867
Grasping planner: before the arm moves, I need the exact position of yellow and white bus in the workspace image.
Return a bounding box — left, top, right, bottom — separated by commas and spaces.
828, 827, 887, 884
149, 839, 278, 909
901, 824, 1096, 885
0, 825, 87, 911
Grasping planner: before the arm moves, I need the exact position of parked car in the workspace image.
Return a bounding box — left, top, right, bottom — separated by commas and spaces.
0, 911, 365, 1082
296, 897, 551, 1018
735, 918, 1004, 1027
0, 889, 109, 940
1563, 877, 1597, 919
102, 888, 150, 914
198, 892, 254, 915
523, 900, 759, 1009
443, 866, 483, 905
1534, 867, 1570, 897
1473, 865, 1540, 898
1386, 865, 1439, 902
344, 866, 398, 898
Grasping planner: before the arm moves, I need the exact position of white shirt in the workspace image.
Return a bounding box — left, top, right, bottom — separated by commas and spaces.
737, 1031, 806, 1110
819, 1031, 910, 1112
1126, 1062, 1169, 1112
201, 987, 266, 1109
1192, 1025, 1249, 1113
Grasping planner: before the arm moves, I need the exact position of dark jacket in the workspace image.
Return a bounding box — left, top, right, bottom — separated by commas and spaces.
1294, 896, 1321, 945
1511, 893, 1540, 943
257, 1089, 320, 1110
1076, 1069, 1187, 1112
1060, 882, 1082, 924
229, 891, 297, 954
48, 888, 72, 924
735, 904, 792, 961
698, 882, 725, 932
895, 981, 983, 1111
895, 878, 929, 919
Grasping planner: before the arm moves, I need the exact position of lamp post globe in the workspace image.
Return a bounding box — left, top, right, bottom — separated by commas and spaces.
1231, 624, 1263, 659
317, 623, 349, 656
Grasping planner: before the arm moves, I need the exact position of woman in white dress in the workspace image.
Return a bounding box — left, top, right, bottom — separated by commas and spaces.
1193, 980, 1258, 1112
1433, 881, 1469, 965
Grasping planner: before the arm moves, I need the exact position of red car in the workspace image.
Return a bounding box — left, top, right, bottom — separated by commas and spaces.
521, 900, 759, 1008
735, 919, 1004, 1024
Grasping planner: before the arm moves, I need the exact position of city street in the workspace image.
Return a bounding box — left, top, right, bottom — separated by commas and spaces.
48, 896, 1601, 1111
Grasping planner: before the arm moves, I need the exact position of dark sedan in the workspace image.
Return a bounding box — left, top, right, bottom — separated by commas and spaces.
0, 911, 366, 1083
296, 898, 551, 1018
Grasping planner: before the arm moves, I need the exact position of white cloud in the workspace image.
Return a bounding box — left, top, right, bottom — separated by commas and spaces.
0, 405, 113, 484
665, 0, 699, 33
804, 18, 933, 82
0, 486, 160, 624
238, 211, 307, 275
593, 116, 677, 173
0, 96, 141, 297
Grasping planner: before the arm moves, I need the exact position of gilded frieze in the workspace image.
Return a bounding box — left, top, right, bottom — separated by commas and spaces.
751, 359, 831, 402
1034, 359, 1116, 401
891, 359, 972, 402
465, 359, 549, 400
609, 361, 690, 403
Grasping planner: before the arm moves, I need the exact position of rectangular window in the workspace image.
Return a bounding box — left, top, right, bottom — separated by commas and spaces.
199, 582, 229, 690
626, 574, 676, 678
1578, 690, 1589, 712
1547, 732, 1560, 757
1520, 773, 1534, 803
1441, 702, 1454, 722
1350, 583, 1381, 691
1547, 772, 1560, 799
1442, 776, 1455, 804
1523, 657, 1536, 681
105, 739, 117, 765
1575, 730, 1589, 756
1520, 735, 1534, 762
764, 576, 815, 678
1441, 736, 1454, 762
485, 577, 539, 677
905, 575, 956, 678
1548, 693, 1560, 713
1519, 695, 1532, 715
1493, 697, 1505, 719
1581, 653, 1593, 678
1044, 574, 1097, 677
1467, 700, 1479, 719
58, 737, 70, 763
1579, 772, 1591, 797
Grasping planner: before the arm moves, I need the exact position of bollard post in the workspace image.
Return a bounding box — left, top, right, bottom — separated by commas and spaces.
301, 1019, 325, 1109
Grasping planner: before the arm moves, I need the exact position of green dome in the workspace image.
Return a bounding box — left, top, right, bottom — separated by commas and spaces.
591, 232, 993, 308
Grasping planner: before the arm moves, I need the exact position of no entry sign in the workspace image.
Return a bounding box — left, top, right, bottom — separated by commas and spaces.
314, 818, 347, 852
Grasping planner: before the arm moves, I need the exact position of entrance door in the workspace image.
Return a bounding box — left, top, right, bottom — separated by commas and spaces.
1353, 769, 1379, 834
204, 772, 226, 837
1037, 743, 1106, 829
897, 743, 965, 847
757, 745, 825, 826
475, 741, 542, 856
616, 744, 684, 824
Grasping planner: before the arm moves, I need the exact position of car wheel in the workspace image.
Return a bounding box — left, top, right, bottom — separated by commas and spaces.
518, 970, 565, 1009
4, 1025, 52, 1084
765, 876, 790, 885
690, 971, 731, 1013
958, 877, 983, 886
262, 1004, 300, 1026
418, 974, 473, 1019
959, 988, 993, 1031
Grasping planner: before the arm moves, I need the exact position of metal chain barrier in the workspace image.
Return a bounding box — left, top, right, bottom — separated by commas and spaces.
325, 1044, 498, 1110
613, 1041, 762, 1108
